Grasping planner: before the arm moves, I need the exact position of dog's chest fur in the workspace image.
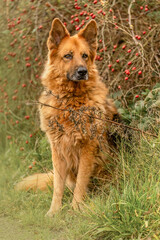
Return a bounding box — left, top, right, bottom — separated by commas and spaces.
38, 80, 112, 169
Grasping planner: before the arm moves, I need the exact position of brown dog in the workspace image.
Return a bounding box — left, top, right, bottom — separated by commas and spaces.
16, 18, 119, 217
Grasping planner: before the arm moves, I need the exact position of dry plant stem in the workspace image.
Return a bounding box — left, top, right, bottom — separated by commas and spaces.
34, 0, 43, 63
6, 0, 9, 19
28, 101, 158, 138
128, 0, 145, 68
124, 84, 150, 98
46, 2, 70, 24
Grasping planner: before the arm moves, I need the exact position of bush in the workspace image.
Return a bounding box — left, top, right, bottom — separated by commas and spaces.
0, 1, 160, 239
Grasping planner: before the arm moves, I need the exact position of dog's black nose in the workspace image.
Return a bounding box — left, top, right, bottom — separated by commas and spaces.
77, 66, 88, 79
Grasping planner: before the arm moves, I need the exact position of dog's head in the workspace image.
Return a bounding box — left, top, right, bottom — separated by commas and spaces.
47, 18, 97, 82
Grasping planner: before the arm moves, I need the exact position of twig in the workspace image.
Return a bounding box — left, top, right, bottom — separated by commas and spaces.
128, 0, 145, 68
34, 0, 43, 63
26, 100, 158, 138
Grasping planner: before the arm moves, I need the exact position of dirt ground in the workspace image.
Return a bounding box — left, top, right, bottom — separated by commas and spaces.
0, 217, 35, 240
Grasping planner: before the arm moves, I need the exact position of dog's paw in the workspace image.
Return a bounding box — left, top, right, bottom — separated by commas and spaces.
45, 208, 59, 217
45, 209, 55, 218
72, 199, 84, 211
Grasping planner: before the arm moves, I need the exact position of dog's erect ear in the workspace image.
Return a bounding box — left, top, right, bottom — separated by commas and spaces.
47, 18, 70, 50
78, 20, 97, 51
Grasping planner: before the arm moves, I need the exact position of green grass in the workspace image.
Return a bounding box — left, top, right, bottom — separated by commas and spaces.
0, 131, 160, 240
0, 3, 160, 238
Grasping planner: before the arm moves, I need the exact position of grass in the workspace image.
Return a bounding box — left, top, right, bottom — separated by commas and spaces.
0, 130, 160, 240
0, 2, 159, 238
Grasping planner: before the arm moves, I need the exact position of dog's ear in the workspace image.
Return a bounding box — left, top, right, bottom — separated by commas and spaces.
78, 20, 97, 51
47, 18, 70, 50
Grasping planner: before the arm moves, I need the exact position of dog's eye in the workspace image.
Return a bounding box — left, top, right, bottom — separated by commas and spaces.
82, 53, 88, 59
64, 54, 73, 60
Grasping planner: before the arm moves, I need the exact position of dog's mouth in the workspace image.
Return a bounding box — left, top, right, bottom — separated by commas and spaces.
67, 73, 88, 82
67, 66, 88, 82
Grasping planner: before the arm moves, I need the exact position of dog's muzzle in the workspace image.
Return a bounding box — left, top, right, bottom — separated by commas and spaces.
67, 66, 88, 81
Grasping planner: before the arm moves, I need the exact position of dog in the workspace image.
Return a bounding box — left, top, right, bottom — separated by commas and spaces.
16, 18, 119, 217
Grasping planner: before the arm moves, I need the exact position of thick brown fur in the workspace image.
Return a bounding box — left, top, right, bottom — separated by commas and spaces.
15, 19, 119, 217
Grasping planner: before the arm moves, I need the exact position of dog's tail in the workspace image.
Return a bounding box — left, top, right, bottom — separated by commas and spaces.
15, 172, 53, 191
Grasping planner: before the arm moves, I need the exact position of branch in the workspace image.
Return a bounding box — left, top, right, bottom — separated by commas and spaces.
26, 101, 158, 138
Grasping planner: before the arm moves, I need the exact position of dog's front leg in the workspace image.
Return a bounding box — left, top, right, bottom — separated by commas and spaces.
46, 147, 67, 217
72, 147, 94, 210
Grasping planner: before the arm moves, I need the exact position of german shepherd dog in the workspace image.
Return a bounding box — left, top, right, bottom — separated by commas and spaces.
16, 18, 119, 217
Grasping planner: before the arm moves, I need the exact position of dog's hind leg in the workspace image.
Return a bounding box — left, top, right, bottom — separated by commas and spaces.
66, 171, 76, 191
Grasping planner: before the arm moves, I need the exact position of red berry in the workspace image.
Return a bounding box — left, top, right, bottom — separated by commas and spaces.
7, 136, 12, 139
22, 84, 26, 87
128, 61, 132, 65
118, 85, 121, 89
135, 53, 139, 56
132, 67, 136, 70
125, 77, 128, 80
16, 120, 19, 124
25, 57, 30, 61
12, 95, 17, 100
125, 70, 130, 75
108, 64, 112, 69
111, 68, 115, 72
38, 25, 43, 29
116, 59, 120, 63
138, 71, 142, 75
80, 11, 84, 16
137, 36, 141, 40
29, 134, 33, 138
93, 0, 97, 4
84, 4, 87, 7
140, 6, 143, 10
86, 16, 89, 20
135, 95, 139, 98
97, 9, 102, 14
127, 49, 131, 53
26, 140, 29, 144
122, 45, 126, 49
25, 115, 30, 119
143, 31, 146, 35
26, 63, 31, 67
75, 17, 79, 22
29, 165, 32, 169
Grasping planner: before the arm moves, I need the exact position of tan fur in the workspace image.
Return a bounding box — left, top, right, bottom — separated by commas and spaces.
16, 19, 119, 216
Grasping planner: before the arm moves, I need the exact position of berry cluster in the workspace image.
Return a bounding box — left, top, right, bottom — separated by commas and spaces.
0, 0, 159, 150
